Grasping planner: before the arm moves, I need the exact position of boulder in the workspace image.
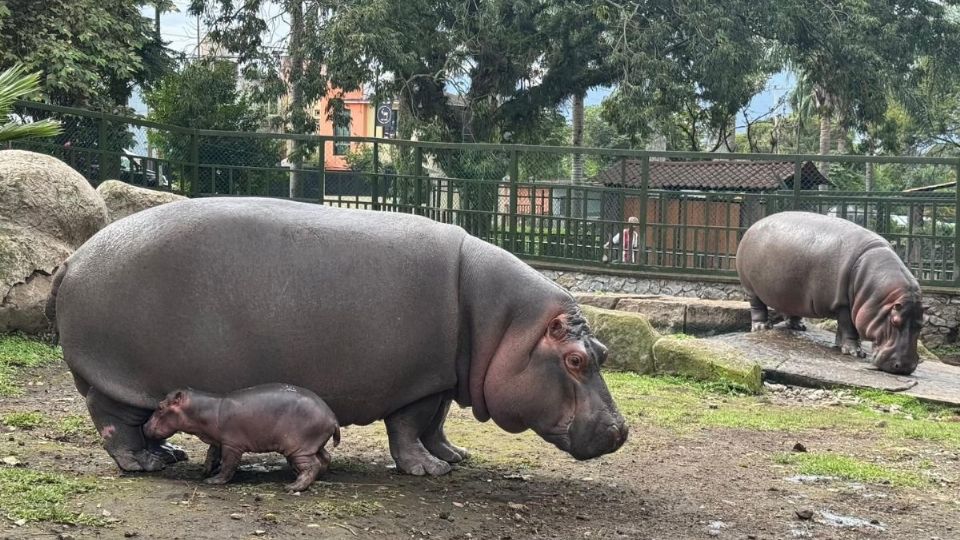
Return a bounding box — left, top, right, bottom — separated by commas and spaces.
652, 335, 764, 393
581, 305, 660, 373
0, 150, 109, 333
96, 180, 186, 222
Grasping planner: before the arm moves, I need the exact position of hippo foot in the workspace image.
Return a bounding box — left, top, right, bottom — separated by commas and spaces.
203, 475, 230, 485
750, 322, 772, 332
841, 343, 866, 358
149, 442, 189, 465
785, 319, 807, 331
423, 438, 470, 463
112, 449, 167, 472
395, 452, 453, 476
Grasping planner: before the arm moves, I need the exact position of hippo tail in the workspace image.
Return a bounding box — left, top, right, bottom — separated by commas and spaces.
331, 425, 341, 448
44, 263, 67, 346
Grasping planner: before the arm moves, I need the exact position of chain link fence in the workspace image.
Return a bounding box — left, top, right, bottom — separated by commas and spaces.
9, 101, 960, 287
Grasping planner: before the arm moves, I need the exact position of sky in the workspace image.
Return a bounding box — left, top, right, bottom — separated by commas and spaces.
135, 1, 797, 135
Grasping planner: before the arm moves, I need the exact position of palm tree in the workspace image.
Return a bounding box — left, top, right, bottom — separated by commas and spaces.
0, 64, 61, 143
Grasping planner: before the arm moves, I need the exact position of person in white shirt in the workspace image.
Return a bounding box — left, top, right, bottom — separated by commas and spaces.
603, 216, 640, 264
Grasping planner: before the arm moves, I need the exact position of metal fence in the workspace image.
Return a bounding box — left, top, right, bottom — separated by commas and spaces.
9, 100, 960, 288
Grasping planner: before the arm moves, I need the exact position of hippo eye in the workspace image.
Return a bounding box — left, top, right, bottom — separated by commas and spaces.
565, 354, 584, 371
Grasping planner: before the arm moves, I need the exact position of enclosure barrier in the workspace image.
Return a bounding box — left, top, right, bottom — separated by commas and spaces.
9, 101, 960, 289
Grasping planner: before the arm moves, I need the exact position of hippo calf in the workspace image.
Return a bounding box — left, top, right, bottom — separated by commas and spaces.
143, 384, 340, 492
736, 211, 924, 375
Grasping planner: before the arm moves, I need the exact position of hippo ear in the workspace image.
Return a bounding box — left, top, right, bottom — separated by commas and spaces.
547, 316, 567, 342
168, 390, 185, 406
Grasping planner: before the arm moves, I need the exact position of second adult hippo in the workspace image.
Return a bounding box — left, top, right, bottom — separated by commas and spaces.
47, 197, 627, 475
736, 211, 924, 375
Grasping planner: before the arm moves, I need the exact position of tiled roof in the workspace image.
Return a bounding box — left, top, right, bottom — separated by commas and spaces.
591, 159, 831, 191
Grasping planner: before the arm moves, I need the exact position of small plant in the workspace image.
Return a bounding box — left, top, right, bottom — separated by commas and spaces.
0, 64, 62, 142
2, 411, 45, 430
58, 415, 95, 439
0, 468, 101, 525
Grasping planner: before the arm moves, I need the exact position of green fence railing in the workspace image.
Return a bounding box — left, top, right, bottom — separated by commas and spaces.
8, 100, 960, 288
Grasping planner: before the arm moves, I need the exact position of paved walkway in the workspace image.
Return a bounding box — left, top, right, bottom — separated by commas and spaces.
710, 325, 960, 406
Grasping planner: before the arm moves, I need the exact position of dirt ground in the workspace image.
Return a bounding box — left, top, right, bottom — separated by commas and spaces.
1, 360, 959, 540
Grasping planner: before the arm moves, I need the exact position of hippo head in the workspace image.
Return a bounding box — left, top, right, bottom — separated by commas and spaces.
867, 296, 925, 375
142, 389, 191, 440
480, 307, 628, 460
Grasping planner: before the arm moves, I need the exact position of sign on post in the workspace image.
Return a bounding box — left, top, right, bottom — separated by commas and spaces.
376, 104, 397, 138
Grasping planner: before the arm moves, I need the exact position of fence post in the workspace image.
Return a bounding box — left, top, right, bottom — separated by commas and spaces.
509, 150, 519, 253
318, 138, 326, 204
955, 159, 960, 284
372, 141, 380, 211
793, 159, 802, 210
637, 156, 650, 266
97, 115, 107, 184
189, 132, 199, 196
414, 145, 424, 214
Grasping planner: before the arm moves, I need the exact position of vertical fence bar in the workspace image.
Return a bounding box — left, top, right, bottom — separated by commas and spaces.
638, 156, 650, 266
372, 141, 380, 211
955, 159, 960, 284
793, 159, 802, 210
509, 150, 519, 254
97, 115, 107, 184
189, 132, 199, 197
317, 138, 326, 204
414, 145, 424, 215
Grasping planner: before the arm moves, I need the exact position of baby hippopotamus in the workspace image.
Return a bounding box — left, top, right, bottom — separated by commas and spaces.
143, 383, 341, 492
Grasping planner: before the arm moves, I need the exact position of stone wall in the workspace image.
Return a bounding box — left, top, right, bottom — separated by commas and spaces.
535, 267, 960, 348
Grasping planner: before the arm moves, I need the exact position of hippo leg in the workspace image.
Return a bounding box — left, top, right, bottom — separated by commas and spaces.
285, 453, 324, 492
204, 446, 241, 485
203, 445, 222, 477
84, 387, 166, 472
421, 397, 470, 463
786, 316, 807, 331
748, 296, 772, 331
836, 309, 866, 358
385, 393, 453, 476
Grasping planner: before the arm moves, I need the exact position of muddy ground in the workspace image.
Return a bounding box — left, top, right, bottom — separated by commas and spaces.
1, 358, 959, 540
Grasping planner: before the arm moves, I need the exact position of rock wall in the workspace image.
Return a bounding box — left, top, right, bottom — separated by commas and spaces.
536, 267, 960, 348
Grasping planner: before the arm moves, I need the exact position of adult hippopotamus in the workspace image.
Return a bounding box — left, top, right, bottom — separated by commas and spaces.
736, 211, 924, 375
47, 197, 627, 475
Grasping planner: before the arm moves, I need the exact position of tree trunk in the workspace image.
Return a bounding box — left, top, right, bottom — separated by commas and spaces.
287, 0, 305, 199
835, 119, 847, 155
818, 110, 832, 178
154, 2, 162, 42
571, 91, 585, 219
725, 115, 737, 152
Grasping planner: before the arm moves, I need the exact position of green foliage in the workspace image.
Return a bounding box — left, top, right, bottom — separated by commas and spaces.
144, 59, 283, 194
0, 0, 171, 109
0, 468, 101, 525
1, 411, 45, 430
0, 64, 61, 142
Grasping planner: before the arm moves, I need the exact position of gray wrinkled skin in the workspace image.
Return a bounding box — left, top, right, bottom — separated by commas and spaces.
736, 211, 923, 375
143, 384, 340, 492
49, 197, 627, 475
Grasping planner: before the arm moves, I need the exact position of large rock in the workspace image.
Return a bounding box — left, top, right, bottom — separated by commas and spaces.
581, 305, 660, 373
96, 180, 186, 222
575, 293, 754, 336
0, 150, 109, 333
652, 335, 764, 393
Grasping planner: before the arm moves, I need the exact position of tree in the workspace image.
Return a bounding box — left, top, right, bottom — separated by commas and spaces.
190, 0, 328, 198
0, 0, 171, 110
0, 64, 62, 142
144, 59, 283, 195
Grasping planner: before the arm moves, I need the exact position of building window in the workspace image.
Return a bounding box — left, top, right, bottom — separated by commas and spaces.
333, 110, 351, 155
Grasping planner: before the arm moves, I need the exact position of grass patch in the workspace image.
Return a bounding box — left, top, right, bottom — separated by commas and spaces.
603, 372, 960, 448
58, 415, 96, 439
2, 411, 46, 430
311, 498, 383, 519
0, 333, 62, 396
0, 468, 101, 525
774, 452, 926, 487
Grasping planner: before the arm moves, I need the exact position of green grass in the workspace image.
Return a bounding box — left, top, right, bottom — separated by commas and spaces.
0, 333, 62, 396
58, 415, 95, 439
603, 372, 960, 447
0, 468, 101, 525
2, 411, 46, 430
774, 452, 926, 487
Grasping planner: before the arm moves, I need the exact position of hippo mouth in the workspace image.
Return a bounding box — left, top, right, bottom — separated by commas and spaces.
541, 430, 572, 453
